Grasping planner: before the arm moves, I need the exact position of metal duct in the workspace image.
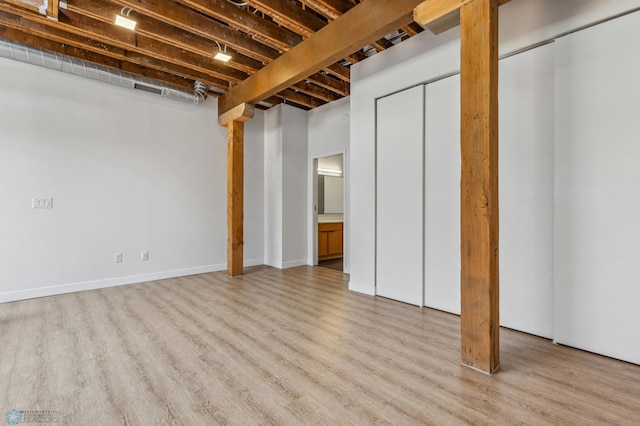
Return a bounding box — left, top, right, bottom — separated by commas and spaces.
0, 38, 207, 104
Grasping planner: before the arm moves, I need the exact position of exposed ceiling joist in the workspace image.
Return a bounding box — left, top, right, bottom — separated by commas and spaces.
218, 0, 423, 115
0, 0, 439, 109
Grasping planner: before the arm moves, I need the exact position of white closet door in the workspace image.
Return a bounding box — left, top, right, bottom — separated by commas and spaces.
499, 43, 554, 338
423, 44, 555, 337
376, 86, 424, 306
424, 76, 461, 314
554, 12, 640, 365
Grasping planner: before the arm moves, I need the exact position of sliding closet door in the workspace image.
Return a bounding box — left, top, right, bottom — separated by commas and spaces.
424, 76, 460, 314
554, 12, 640, 364
376, 86, 424, 306
499, 43, 555, 338
423, 44, 555, 337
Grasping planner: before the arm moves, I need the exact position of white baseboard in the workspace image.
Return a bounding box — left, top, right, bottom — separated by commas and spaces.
0, 258, 264, 303
348, 280, 376, 296
282, 259, 308, 269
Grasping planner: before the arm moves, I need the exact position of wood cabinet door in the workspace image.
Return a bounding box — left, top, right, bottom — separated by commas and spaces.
318, 231, 328, 257
327, 230, 343, 255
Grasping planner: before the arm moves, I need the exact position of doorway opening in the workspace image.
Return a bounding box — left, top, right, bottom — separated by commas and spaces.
315, 153, 344, 272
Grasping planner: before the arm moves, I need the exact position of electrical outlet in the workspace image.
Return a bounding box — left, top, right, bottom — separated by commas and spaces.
32, 198, 53, 209
141, 251, 149, 261
114, 252, 123, 263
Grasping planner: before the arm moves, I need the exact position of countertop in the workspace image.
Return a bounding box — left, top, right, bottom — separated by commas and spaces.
318, 214, 343, 224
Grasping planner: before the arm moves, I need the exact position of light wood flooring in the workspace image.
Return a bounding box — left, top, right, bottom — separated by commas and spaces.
1, 266, 639, 425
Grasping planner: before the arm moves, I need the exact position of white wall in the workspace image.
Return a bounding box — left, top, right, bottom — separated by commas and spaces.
554, 12, 640, 365
282, 105, 308, 268
264, 106, 284, 268
0, 58, 264, 302
307, 97, 350, 270
263, 104, 308, 269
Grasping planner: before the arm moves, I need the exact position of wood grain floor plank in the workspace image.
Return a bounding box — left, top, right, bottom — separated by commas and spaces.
1, 265, 639, 425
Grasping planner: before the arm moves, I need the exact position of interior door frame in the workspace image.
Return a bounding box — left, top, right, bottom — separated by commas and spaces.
308, 149, 348, 270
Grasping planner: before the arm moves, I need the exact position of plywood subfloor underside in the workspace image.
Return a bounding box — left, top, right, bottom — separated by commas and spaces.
1, 266, 638, 425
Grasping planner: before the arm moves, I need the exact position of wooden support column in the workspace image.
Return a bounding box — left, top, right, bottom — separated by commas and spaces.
46, 0, 59, 21
220, 103, 254, 277
226, 120, 244, 276
459, 0, 500, 374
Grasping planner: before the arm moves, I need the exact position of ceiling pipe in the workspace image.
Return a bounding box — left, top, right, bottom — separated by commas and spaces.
0, 38, 206, 104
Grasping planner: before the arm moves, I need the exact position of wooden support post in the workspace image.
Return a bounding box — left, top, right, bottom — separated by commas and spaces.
459, 0, 500, 374
47, 0, 59, 21
226, 120, 244, 276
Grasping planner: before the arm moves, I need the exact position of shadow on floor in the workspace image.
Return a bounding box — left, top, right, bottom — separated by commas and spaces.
318, 258, 343, 271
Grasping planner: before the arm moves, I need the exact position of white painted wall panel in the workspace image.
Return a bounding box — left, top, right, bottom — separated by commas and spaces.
554, 11, 640, 364
376, 86, 424, 306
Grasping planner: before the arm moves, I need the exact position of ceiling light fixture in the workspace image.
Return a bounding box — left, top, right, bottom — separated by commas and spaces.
318, 168, 342, 176
115, 7, 137, 31
214, 41, 232, 63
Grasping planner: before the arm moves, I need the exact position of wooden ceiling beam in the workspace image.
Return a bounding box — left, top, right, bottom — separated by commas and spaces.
110, 0, 280, 64
176, 0, 302, 50
324, 64, 350, 82
302, 0, 353, 20
0, 25, 197, 90
59, 8, 248, 82
3, 0, 39, 13
371, 37, 394, 52
413, 0, 472, 25
0, 12, 320, 108
218, 0, 421, 114
403, 22, 425, 37
418, 0, 511, 34
305, 73, 349, 97
174, 0, 351, 84
290, 81, 340, 103
247, 0, 324, 37
68, 0, 263, 75
108, 0, 346, 98
277, 88, 325, 109
0, 9, 231, 90
247, 0, 364, 68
